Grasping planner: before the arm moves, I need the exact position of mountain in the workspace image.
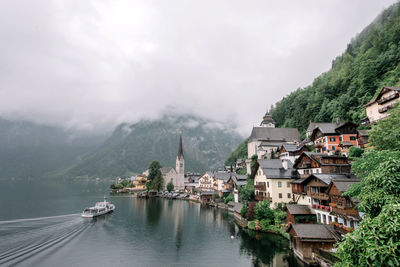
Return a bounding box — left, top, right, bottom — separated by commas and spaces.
60, 114, 242, 178
270, 2, 400, 134
0, 118, 106, 179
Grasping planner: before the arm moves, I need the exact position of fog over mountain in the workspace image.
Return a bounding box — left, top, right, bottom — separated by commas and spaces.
0, 0, 397, 135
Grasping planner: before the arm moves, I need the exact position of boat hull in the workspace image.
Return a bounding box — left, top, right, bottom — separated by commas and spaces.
81, 205, 115, 218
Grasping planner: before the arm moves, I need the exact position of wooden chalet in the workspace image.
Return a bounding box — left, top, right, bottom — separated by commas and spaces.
286, 204, 316, 225
293, 152, 351, 178
287, 224, 340, 265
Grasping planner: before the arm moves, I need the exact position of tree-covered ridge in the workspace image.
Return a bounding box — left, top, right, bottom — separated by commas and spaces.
270, 2, 400, 134
224, 138, 249, 166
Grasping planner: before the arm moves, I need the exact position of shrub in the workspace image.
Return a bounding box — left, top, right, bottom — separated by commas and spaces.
166, 182, 174, 192
255, 200, 274, 221
259, 218, 273, 230
273, 209, 286, 225
240, 204, 248, 218
213, 193, 220, 199
349, 147, 364, 158
248, 221, 256, 230
224, 193, 234, 204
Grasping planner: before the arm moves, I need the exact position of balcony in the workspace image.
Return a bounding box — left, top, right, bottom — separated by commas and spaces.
314, 142, 324, 148
378, 103, 396, 113
377, 92, 399, 104
255, 195, 272, 201
309, 192, 329, 200
330, 203, 359, 215
254, 184, 266, 191
312, 204, 331, 212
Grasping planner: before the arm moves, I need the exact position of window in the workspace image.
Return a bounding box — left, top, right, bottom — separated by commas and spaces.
278, 182, 282, 188
350, 136, 356, 140
267, 182, 269, 188
330, 137, 335, 142
332, 146, 335, 150
287, 193, 291, 198
339, 137, 342, 141
286, 182, 290, 188
316, 149, 320, 153
279, 193, 282, 199
322, 147, 326, 151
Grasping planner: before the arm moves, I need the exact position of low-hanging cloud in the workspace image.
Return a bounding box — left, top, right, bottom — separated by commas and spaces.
0, 0, 397, 136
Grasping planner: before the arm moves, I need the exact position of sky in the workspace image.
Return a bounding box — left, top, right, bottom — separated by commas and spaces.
0, 0, 397, 136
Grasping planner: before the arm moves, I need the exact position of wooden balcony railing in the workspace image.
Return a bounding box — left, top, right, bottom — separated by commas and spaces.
255, 195, 272, 201
377, 92, 399, 104
309, 192, 329, 200
254, 184, 266, 191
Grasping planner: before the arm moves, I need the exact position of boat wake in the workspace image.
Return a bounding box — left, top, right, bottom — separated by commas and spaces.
0, 214, 91, 266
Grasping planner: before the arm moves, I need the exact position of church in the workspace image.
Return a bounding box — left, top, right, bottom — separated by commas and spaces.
161, 135, 185, 191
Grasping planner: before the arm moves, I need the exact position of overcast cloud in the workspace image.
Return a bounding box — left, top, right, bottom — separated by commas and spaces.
0, 0, 397, 135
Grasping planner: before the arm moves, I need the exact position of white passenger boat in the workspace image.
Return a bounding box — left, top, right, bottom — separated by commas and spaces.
81, 197, 115, 218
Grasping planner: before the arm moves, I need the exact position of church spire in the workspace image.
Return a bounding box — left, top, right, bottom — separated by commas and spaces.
178, 135, 184, 159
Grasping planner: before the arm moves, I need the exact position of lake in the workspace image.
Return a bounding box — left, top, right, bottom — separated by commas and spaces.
0, 178, 301, 266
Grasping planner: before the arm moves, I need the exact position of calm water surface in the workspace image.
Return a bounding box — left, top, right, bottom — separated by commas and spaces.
0, 178, 301, 266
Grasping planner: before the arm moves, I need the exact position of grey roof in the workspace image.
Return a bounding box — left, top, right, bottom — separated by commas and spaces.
214, 172, 232, 182
233, 202, 243, 213
259, 142, 285, 147
235, 174, 247, 181
161, 167, 175, 174
310, 122, 340, 134
291, 178, 306, 184
281, 143, 306, 153
289, 224, 339, 240
258, 159, 296, 179
308, 173, 357, 185
358, 130, 369, 136
330, 179, 360, 193
306, 122, 337, 133
286, 205, 314, 215
294, 152, 350, 168
201, 191, 214, 196
249, 127, 301, 142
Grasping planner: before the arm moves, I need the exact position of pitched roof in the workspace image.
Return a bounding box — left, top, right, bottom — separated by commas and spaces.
307, 122, 340, 133
249, 127, 301, 142
258, 159, 296, 179
293, 152, 350, 168
305, 173, 357, 186
329, 179, 360, 193
281, 143, 307, 153
161, 167, 175, 174
358, 130, 369, 136
365, 86, 400, 106
286, 205, 315, 215
214, 172, 232, 182
288, 224, 339, 241
291, 178, 306, 184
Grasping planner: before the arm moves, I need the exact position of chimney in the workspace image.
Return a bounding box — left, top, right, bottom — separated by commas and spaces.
336, 117, 340, 124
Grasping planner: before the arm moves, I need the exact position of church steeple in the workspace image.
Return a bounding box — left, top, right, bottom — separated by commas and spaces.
176, 135, 184, 176
177, 135, 184, 159
260, 110, 275, 128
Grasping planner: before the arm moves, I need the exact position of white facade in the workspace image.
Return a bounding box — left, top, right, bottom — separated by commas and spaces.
198, 173, 215, 191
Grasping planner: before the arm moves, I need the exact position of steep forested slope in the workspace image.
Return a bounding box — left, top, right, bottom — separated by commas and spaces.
270, 2, 400, 134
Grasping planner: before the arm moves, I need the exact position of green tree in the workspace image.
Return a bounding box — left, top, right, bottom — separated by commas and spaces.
166, 181, 174, 192
224, 193, 234, 204
255, 200, 274, 223
147, 161, 164, 192
369, 104, 400, 151
348, 147, 364, 158
336, 203, 400, 267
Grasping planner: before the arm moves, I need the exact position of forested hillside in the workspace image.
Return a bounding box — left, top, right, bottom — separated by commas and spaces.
61, 114, 242, 178
270, 2, 400, 134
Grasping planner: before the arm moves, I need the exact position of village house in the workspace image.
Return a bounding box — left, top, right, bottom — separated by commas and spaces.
310, 121, 359, 155
246, 111, 301, 173
214, 172, 232, 197
198, 172, 216, 192
362, 86, 400, 125
131, 175, 147, 189
199, 191, 214, 204
290, 178, 310, 205
293, 152, 351, 178
287, 224, 340, 265
357, 130, 369, 148
278, 143, 310, 163
286, 204, 316, 225
252, 159, 298, 206
326, 179, 362, 229
184, 174, 200, 194
302, 173, 359, 226
226, 174, 247, 202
